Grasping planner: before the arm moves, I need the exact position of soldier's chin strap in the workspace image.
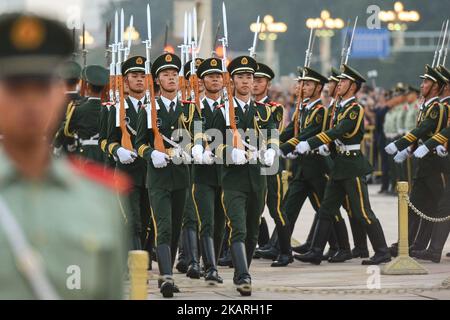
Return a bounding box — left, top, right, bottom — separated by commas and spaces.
0, 195, 60, 300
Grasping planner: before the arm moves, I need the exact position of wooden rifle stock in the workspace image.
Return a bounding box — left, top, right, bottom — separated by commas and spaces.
146, 73, 165, 153
223, 72, 243, 149
116, 74, 133, 150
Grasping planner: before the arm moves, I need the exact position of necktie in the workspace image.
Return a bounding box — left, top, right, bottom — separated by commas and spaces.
169, 101, 175, 114
137, 100, 142, 110
244, 104, 249, 115
212, 101, 218, 112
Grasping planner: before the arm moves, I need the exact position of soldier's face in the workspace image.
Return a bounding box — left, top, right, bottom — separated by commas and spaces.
327, 81, 337, 95
302, 80, 318, 98
157, 69, 178, 93
0, 77, 65, 144
420, 79, 435, 98
406, 92, 418, 104
232, 73, 253, 96
337, 79, 352, 96
252, 77, 269, 96
125, 72, 145, 94
202, 73, 223, 94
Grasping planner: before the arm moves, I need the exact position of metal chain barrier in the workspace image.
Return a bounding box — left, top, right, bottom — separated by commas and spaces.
406, 195, 450, 223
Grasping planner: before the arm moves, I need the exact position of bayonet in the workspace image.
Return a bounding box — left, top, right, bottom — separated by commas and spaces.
344, 16, 358, 65
432, 21, 446, 68
124, 15, 133, 61
437, 19, 449, 66
249, 15, 260, 58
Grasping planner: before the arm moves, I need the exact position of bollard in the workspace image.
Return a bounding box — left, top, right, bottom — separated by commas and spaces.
128, 250, 149, 299
382, 181, 428, 275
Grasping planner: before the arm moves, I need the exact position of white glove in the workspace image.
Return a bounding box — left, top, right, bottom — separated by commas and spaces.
318, 145, 330, 156
436, 145, 448, 157
286, 152, 298, 160
191, 144, 204, 164
385, 142, 398, 155
296, 141, 311, 154
263, 148, 277, 166
202, 149, 215, 165
151, 150, 169, 168
53, 146, 62, 158
394, 148, 409, 163
117, 147, 137, 164
413, 145, 429, 159
231, 148, 247, 165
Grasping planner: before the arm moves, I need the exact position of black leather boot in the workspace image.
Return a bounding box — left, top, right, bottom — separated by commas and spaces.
349, 216, 369, 258
292, 213, 318, 254
246, 239, 258, 268
362, 220, 392, 265
184, 228, 201, 279
176, 229, 188, 273
329, 218, 352, 263
271, 224, 293, 267
201, 236, 223, 284
258, 217, 270, 248
218, 247, 233, 267
255, 229, 279, 259
231, 242, 252, 296
294, 218, 332, 265
156, 244, 175, 298
415, 221, 450, 263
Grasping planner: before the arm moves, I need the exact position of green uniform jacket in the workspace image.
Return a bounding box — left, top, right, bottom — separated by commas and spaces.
280, 99, 332, 180
64, 97, 103, 162
192, 98, 223, 186
107, 97, 147, 187
212, 99, 277, 192
135, 98, 199, 191
308, 97, 373, 180
395, 97, 449, 177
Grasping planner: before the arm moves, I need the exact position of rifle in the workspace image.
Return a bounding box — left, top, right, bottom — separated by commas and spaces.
101, 22, 112, 103
197, 19, 206, 54
220, 2, 244, 150
124, 15, 134, 61
437, 19, 449, 67
114, 9, 133, 151
189, 7, 202, 116
432, 21, 446, 68
248, 15, 260, 58
143, 3, 165, 153
80, 23, 88, 97
178, 12, 188, 101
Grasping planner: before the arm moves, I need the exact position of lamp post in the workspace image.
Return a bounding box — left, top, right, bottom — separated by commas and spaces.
306, 10, 344, 74
250, 15, 287, 76
379, 1, 420, 49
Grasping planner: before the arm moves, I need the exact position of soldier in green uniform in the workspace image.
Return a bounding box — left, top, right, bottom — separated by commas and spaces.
212, 56, 277, 296
175, 58, 204, 278
62, 65, 108, 163
278, 67, 352, 264
135, 52, 201, 297
386, 65, 449, 256
296, 64, 391, 265
190, 57, 227, 283
53, 60, 84, 156
403, 85, 421, 186
251, 62, 292, 267
107, 56, 151, 253
0, 13, 128, 299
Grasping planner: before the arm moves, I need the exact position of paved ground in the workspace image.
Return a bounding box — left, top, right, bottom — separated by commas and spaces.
139, 184, 450, 300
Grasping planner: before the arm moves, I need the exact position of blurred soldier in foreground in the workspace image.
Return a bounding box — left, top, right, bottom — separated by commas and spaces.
0, 13, 129, 299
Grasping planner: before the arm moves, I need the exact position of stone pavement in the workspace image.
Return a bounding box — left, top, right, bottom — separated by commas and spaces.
139, 185, 450, 300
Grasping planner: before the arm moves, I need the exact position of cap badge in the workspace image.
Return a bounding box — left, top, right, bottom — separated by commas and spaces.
11, 16, 45, 51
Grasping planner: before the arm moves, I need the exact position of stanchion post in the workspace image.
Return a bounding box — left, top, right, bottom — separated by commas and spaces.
382, 181, 428, 275
128, 250, 149, 300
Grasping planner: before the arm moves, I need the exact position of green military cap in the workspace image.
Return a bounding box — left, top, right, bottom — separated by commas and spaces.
407, 85, 420, 94
85, 65, 109, 86
338, 64, 366, 83
0, 13, 74, 78
420, 64, 447, 86
184, 58, 204, 79
254, 63, 275, 80
122, 55, 146, 75
393, 82, 407, 95
296, 66, 303, 81
328, 67, 340, 82
436, 65, 450, 83
151, 52, 181, 78
196, 57, 223, 79
227, 55, 257, 76
59, 60, 81, 80
302, 67, 328, 84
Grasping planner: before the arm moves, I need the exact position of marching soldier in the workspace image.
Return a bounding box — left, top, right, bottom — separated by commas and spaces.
175, 58, 204, 278
410, 65, 450, 262
252, 62, 292, 267
386, 65, 449, 256
403, 85, 421, 186
107, 56, 151, 253
296, 64, 391, 265
135, 52, 202, 297
62, 65, 109, 163
0, 13, 128, 299
278, 67, 352, 264
190, 57, 227, 283
212, 56, 277, 296
53, 60, 84, 156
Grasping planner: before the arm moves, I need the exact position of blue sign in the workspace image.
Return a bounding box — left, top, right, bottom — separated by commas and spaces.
341, 27, 390, 59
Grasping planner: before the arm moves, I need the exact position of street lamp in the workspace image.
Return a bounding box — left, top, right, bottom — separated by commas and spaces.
379, 1, 420, 31
123, 25, 140, 42
250, 15, 287, 76
305, 10, 345, 74
79, 30, 94, 46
